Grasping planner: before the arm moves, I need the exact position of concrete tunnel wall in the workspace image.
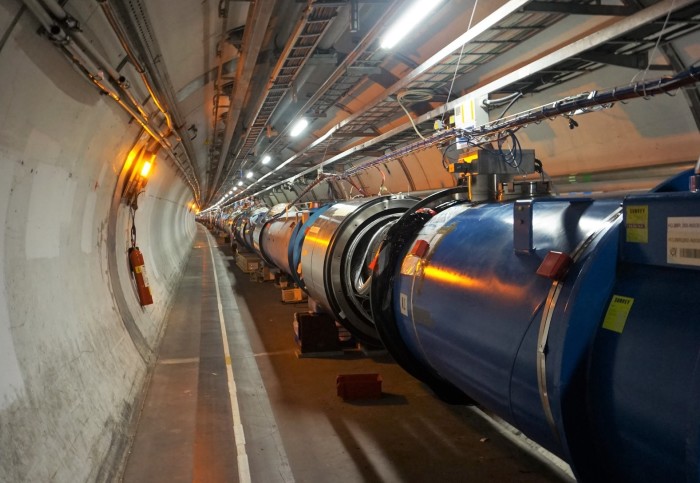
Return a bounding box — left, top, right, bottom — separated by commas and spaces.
0, 4, 196, 482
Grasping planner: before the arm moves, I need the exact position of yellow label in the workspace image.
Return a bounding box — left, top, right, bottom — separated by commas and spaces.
134, 266, 142, 274
602, 295, 634, 333
626, 205, 648, 243
460, 153, 478, 164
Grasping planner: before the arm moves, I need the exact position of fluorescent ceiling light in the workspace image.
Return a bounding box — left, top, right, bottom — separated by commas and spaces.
233, 186, 238, 191
261, 154, 271, 165
237, 180, 244, 186
380, 0, 443, 49
246, 171, 254, 179
290, 118, 309, 137
228, 190, 233, 194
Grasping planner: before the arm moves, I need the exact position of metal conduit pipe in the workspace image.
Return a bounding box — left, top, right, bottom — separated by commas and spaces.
27, 0, 152, 132
93, 0, 175, 137
73, 32, 151, 121
62, 38, 103, 79
96, 0, 186, 152
39, 0, 152, 124
95, 0, 200, 196
21, 0, 54, 31
210, 0, 233, 153
96, 0, 144, 73
39, 0, 114, 81
22, 0, 107, 86
51, 25, 196, 194
36, 0, 64, 21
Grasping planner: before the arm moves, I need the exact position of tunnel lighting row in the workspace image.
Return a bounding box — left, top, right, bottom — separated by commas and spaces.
203, 150, 277, 212
380, 0, 443, 49
200, 0, 442, 215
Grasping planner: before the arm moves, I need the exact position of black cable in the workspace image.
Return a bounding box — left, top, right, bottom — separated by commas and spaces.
129, 206, 137, 248
496, 92, 523, 120
370, 187, 474, 404
441, 141, 460, 170
495, 129, 522, 169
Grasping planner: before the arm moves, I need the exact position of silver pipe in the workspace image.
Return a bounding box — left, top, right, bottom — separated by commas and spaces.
69, 30, 150, 123
37, 0, 65, 21
23, 0, 105, 84
25, 0, 197, 200
96, 0, 145, 73
95, 0, 198, 197
94, 0, 174, 135
38, 0, 151, 123
21, 0, 55, 32
63, 41, 103, 79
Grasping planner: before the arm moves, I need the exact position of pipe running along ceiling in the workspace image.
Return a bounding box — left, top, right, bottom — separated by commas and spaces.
24, 0, 700, 208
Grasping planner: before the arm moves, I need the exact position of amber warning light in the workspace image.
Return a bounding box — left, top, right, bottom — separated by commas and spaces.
140, 154, 155, 178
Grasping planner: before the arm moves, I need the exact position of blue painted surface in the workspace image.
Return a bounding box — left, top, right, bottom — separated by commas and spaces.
621, 192, 700, 269
588, 263, 700, 482
386, 176, 700, 481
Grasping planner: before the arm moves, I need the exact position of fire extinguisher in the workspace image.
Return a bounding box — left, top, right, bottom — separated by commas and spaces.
129, 246, 153, 306
128, 209, 153, 306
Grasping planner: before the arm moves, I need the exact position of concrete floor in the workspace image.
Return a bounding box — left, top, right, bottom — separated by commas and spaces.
122, 226, 572, 482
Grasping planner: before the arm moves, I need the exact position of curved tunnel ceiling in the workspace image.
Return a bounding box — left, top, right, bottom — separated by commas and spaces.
98, 0, 700, 209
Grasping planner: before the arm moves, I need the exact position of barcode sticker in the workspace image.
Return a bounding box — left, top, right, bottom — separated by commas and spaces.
667, 217, 700, 267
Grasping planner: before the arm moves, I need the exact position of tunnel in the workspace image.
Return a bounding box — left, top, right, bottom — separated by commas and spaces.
1, 0, 700, 481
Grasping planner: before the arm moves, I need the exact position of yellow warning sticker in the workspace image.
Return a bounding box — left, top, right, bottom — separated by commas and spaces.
602, 295, 634, 333
626, 205, 648, 243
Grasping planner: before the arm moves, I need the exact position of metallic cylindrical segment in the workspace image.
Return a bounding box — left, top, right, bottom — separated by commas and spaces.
247, 207, 269, 254
261, 213, 301, 272
331, 209, 407, 342
288, 204, 334, 290
301, 196, 417, 345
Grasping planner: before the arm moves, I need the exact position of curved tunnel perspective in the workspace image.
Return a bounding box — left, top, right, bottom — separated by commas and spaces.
1, 0, 700, 481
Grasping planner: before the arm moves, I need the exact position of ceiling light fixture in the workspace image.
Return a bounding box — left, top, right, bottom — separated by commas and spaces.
290, 118, 309, 137
238, 180, 244, 186
261, 154, 271, 165
380, 0, 444, 49
246, 171, 254, 179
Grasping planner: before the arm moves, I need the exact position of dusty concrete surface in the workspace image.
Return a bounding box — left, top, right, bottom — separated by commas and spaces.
0, 2, 196, 480
124, 230, 569, 482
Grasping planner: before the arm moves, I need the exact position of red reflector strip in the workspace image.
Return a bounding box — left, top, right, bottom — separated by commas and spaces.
536, 251, 573, 281
368, 252, 379, 271
410, 239, 430, 258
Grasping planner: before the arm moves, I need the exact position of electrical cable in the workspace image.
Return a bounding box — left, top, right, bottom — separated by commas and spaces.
442, 0, 479, 122
496, 129, 522, 170
496, 92, 523, 120
129, 206, 137, 248
630, 0, 675, 85
441, 140, 461, 170
396, 89, 434, 140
